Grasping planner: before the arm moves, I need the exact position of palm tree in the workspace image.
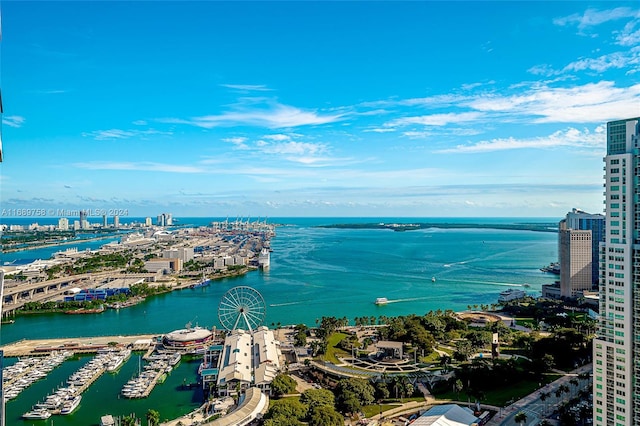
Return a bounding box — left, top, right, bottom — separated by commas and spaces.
146, 409, 160, 426
540, 391, 550, 415
514, 411, 527, 426
555, 387, 563, 404
454, 379, 463, 401
569, 377, 579, 397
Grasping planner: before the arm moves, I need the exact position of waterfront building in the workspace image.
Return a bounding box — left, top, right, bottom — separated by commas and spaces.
156, 213, 173, 227
80, 210, 88, 229
215, 327, 281, 397
113, 215, 119, 228
102, 214, 107, 228
145, 217, 152, 227
559, 228, 593, 298
593, 117, 640, 426
73, 220, 80, 231
561, 208, 605, 287
162, 326, 214, 350
57, 217, 69, 231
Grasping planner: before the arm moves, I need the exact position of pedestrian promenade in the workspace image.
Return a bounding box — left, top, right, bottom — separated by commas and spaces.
485, 363, 592, 426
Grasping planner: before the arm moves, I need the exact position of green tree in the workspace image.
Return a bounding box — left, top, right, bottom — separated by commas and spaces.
121, 415, 137, 426
335, 378, 375, 414
300, 388, 335, 416
146, 409, 160, 426
265, 398, 306, 421
308, 405, 344, 426
264, 417, 303, 426
514, 411, 527, 426
271, 373, 298, 397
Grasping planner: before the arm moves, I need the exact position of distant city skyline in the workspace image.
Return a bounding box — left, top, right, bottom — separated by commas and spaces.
1, 2, 639, 217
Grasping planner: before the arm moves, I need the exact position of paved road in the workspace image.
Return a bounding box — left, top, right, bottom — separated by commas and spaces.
485, 363, 592, 426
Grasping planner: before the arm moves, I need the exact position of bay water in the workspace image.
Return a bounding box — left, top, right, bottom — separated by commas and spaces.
1, 217, 559, 424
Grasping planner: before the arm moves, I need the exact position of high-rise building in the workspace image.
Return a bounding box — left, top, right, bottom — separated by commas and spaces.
558, 209, 605, 298
79, 210, 87, 230
58, 217, 69, 231
563, 208, 605, 285
559, 228, 592, 298
102, 214, 107, 228
113, 215, 120, 228
145, 217, 152, 227
593, 117, 640, 426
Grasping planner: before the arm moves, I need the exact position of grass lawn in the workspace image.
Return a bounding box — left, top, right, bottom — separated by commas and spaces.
361, 403, 401, 418
323, 332, 350, 364
434, 374, 563, 406
268, 395, 300, 408
421, 351, 441, 363
515, 317, 534, 326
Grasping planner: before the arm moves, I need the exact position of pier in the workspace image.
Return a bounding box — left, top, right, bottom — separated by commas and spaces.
0, 334, 157, 357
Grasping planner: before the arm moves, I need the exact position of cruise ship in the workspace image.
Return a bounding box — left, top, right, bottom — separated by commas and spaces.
258, 248, 270, 269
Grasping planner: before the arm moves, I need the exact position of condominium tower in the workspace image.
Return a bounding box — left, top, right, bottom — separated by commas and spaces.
593, 117, 640, 426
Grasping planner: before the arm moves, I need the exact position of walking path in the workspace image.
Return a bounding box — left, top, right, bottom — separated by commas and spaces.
484, 363, 592, 426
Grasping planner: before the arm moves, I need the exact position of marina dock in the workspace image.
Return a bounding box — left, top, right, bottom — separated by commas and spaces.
0, 334, 157, 357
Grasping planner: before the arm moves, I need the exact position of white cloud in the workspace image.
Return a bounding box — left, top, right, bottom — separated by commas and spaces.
263, 134, 291, 141
554, 7, 640, 31
437, 126, 605, 153
220, 84, 273, 92
616, 20, 640, 46
163, 102, 344, 129
465, 81, 640, 123
386, 112, 483, 128
260, 141, 327, 157
82, 128, 172, 140
73, 161, 204, 173
529, 46, 640, 76
2, 116, 25, 128
132, 120, 148, 126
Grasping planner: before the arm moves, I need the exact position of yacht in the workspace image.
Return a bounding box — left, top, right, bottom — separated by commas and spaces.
22, 408, 52, 420
498, 288, 527, 303
60, 395, 82, 414
374, 297, 388, 305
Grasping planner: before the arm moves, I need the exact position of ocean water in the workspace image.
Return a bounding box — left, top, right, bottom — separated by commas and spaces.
1, 217, 558, 424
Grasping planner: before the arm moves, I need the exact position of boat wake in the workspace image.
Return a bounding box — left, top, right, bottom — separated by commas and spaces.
269, 301, 303, 307
382, 296, 433, 304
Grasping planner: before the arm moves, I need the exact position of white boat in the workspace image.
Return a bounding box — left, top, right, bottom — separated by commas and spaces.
60, 395, 82, 414
431, 276, 436, 282
498, 288, 527, 303
22, 408, 52, 419
374, 297, 388, 305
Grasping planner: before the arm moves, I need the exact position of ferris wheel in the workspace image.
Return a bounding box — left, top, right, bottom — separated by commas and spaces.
218, 286, 266, 332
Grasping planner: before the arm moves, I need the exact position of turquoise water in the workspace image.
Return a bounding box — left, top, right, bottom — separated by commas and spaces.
2, 217, 558, 423
1, 218, 558, 344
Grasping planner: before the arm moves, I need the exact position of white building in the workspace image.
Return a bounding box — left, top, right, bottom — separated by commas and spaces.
163, 248, 194, 262
412, 404, 481, 426
145, 217, 152, 227
58, 217, 69, 231
215, 327, 281, 397
593, 117, 640, 426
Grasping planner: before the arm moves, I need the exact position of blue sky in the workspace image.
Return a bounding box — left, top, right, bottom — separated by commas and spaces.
1, 1, 640, 218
